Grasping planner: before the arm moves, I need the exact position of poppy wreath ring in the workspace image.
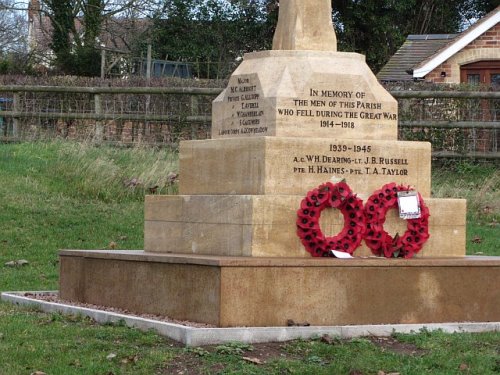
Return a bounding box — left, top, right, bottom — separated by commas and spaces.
296, 181, 365, 257
364, 182, 430, 259
296, 182, 430, 258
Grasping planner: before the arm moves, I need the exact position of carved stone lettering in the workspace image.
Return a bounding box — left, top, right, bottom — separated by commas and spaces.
290, 144, 410, 177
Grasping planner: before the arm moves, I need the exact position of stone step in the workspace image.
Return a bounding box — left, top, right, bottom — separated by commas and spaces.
59, 251, 500, 328
144, 195, 465, 258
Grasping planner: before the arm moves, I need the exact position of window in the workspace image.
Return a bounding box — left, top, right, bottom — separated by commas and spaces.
460, 60, 500, 86
467, 74, 481, 85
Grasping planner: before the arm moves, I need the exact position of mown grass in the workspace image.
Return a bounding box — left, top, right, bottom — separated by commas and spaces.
0, 141, 498, 374
0, 302, 499, 374
0, 142, 179, 291
431, 160, 499, 256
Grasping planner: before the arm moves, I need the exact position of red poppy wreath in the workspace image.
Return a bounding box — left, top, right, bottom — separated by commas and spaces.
364, 182, 430, 259
296, 181, 365, 257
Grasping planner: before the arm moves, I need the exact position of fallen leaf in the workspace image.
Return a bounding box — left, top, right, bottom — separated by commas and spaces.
167, 172, 179, 184
121, 355, 139, 364
124, 177, 141, 188
242, 357, 264, 365
106, 353, 117, 360
109, 241, 117, 250
5, 259, 29, 267
30, 372, 46, 375
471, 236, 482, 244
320, 334, 336, 345
378, 371, 386, 375
459, 363, 469, 371
286, 319, 310, 326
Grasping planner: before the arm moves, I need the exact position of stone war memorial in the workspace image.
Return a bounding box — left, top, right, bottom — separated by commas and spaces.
60, 0, 499, 329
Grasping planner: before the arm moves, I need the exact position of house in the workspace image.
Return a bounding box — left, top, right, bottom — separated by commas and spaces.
27, 0, 151, 73
378, 6, 500, 85
27, 0, 52, 66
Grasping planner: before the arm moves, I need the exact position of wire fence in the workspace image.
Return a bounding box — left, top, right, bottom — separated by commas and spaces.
0, 85, 498, 159
393, 91, 500, 159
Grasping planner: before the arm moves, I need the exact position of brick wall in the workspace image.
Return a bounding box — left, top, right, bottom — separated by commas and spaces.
463, 23, 500, 50
425, 23, 500, 83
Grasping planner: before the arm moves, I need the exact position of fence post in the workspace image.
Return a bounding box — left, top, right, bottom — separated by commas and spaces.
190, 95, 199, 139
94, 94, 103, 143
101, 49, 106, 79
12, 93, 19, 139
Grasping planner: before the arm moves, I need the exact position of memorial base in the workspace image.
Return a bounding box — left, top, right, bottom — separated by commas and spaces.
59, 251, 500, 328
145, 196, 466, 257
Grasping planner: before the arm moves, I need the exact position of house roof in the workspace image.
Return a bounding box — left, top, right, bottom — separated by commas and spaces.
413, 6, 500, 78
377, 34, 457, 82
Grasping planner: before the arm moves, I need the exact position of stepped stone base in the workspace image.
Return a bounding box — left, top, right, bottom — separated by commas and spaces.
59, 251, 500, 328
144, 196, 466, 258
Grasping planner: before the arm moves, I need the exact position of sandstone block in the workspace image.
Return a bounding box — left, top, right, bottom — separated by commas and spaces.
212, 51, 398, 140
144, 195, 466, 258
272, 0, 337, 51
180, 137, 432, 197
60, 251, 500, 327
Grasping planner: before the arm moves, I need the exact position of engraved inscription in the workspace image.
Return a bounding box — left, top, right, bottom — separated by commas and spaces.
277, 88, 397, 131
292, 144, 409, 176
219, 75, 268, 136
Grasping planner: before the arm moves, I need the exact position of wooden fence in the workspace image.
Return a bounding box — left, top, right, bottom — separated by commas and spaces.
0, 86, 498, 159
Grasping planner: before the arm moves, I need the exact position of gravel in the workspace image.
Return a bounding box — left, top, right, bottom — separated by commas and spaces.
24, 292, 217, 328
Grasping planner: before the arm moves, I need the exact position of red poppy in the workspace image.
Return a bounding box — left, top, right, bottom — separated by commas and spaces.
298, 181, 364, 257
364, 183, 430, 259
335, 181, 351, 198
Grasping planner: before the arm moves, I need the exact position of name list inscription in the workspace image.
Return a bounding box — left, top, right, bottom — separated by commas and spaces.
219, 75, 268, 136
292, 144, 410, 177
277, 88, 397, 130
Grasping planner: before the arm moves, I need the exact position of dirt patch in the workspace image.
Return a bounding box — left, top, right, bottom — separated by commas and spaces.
161, 352, 209, 375
244, 342, 292, 363
370, 336, 427, 356
160, 341, 295, 374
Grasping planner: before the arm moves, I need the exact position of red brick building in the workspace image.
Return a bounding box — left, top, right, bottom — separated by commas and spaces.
378, 6, 500, 85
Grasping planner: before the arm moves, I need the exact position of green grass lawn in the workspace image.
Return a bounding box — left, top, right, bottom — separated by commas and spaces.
0, 142, 498, 374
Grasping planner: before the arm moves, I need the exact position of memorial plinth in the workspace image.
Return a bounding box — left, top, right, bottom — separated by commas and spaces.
178, 137, 431, 197
144, 196, 465, 258
59, 0, 499, 331
212, 51, 398, 141
60, 252, 500, 328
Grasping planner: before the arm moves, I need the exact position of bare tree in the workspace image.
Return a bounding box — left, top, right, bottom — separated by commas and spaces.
0, 0, 28, 54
